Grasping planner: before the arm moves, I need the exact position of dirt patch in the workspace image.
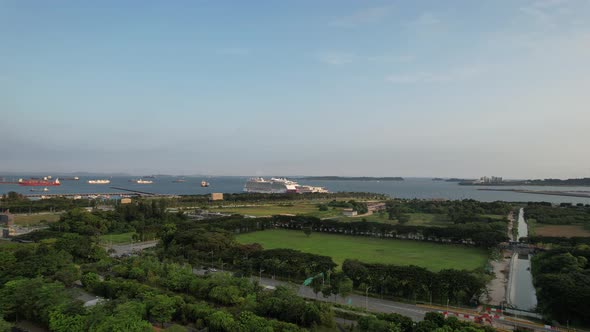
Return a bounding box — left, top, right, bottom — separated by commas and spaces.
486, 255, 510, 306
535, 225, 590, 238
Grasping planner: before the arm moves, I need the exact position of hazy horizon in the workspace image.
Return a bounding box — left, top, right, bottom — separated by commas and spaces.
2, 1, 589, 178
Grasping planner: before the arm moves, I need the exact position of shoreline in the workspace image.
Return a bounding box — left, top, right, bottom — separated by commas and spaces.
478, 188, 590, 199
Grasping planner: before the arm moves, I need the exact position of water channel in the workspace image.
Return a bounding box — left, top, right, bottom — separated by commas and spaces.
508, 208, 538, 311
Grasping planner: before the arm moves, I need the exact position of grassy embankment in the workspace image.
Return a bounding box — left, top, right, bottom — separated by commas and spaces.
99, 232, 137, 244
236, 229, 487, 271
12, 213, 61, 226
210, 202, 462, 227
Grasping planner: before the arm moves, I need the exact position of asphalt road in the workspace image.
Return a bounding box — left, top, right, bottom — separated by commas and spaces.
108, 240, 158, 257
193, 269, 428, 321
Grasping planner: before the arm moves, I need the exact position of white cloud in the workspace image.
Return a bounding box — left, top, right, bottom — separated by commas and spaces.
386, 66, 485, 84
316, 52, 356, 65
329, 5, 393, 27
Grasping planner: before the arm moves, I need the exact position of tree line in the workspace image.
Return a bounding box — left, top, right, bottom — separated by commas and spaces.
203, 215, 508, 248
342, 259, 487, 307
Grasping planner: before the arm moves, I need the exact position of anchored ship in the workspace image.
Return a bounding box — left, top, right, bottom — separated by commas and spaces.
243, 177, 328, 194
131, 179, 153, 184
19, 178, 61, 186
88, 179, 111, 184
30, 187, 49, 192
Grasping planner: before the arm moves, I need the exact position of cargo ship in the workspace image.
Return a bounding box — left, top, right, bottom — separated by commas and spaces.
18, 178, 61, 186
88, 179, 110, 184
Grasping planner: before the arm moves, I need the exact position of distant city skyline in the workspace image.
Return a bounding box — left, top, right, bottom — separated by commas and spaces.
2, 1, 589, 178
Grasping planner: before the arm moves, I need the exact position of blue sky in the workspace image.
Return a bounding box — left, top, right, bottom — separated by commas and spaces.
1, 0, 589, 177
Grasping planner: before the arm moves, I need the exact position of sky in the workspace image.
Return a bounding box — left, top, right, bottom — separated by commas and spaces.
1, 0, 589, 178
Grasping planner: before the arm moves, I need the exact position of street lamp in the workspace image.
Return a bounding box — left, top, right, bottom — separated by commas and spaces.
365, 285, 371, 311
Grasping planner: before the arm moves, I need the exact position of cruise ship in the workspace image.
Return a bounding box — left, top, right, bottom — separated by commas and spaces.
243, 177, 328, 194
88, 179, 110, 184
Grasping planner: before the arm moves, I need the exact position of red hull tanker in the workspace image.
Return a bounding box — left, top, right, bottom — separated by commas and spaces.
18, 178, 61, 186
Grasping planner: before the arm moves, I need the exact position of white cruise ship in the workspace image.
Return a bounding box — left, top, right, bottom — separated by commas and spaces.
243, 177, 328, 194
88, 179, 110, 184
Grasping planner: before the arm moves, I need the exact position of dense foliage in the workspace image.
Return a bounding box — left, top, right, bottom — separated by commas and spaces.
174, 192, 388, 206
342, 260, 487, 306
49, 200, 186, 240
387, 199, 511, 224
531, 245, 590, 325
0, 191, 94, 213
524, 203, 590, 226
357, 312, 495, 332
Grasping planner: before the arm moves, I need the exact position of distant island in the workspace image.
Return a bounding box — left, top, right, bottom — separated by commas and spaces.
445, 178, 476, 182
460, 177, 590, 186
300, 176, 404, 181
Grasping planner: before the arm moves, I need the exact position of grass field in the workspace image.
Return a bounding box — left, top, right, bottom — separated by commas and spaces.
533, 224, 590, 238
236, 229, 487, 271
209, 203, 343, 218
100, 232, 137, 244
341, 212, 450, 227
12, 213, 61, 226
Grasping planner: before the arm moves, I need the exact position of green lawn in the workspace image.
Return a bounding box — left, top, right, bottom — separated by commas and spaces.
209, 203, 343, 218
12, 213, 61, 226
236, 229, 487, 271
100, 232, 136, 244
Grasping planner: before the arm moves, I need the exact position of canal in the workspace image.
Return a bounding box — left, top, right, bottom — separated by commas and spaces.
508, 208, 538, 311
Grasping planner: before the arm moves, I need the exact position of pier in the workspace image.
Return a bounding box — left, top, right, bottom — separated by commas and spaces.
25, 192, 140, 198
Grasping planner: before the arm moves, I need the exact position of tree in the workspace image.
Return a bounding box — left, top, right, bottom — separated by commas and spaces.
92, 302, 152, 332
303, 226, 312, 237
148, 295, 177, 327
49, 311, 86, 332
397, 214, 411, 225
338, 277, 354, 300
208, 311, 237, 332
81, 272, 101, 291
0, 316, 11, 332
165, 324, 188, 332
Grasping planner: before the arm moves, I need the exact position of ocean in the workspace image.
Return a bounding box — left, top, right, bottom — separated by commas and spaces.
1, 176, 590, 204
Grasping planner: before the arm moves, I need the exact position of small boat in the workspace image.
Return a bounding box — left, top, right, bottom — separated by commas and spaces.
201, 180, 210, 187
30, 187, 50, 192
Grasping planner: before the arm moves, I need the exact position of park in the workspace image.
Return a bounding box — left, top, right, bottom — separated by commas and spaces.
236, 229, 488, 271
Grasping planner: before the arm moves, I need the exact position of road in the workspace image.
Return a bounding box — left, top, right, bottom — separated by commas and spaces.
107, 240, 158, 257
193, 268, 428, 321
